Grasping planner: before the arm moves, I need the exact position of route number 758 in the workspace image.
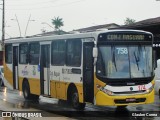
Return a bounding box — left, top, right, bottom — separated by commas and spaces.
116, 48, 128, 54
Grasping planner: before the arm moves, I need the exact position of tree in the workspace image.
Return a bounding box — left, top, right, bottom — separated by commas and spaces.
52, 16, 64, 32
124, 17, 136, 25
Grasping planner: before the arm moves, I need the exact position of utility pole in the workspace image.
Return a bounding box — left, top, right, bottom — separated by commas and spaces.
1, 0, 5, 49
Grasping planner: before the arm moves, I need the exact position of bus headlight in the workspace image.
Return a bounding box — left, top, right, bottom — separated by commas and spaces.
101, 88, 113, 96
146, 85, 154, 93
96, 85, 113, 96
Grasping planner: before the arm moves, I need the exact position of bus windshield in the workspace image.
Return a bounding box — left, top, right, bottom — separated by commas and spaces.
96, 45, 152, 79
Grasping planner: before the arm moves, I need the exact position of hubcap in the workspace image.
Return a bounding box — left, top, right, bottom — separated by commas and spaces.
73, 93, 78, 107
24, 88, 28, 97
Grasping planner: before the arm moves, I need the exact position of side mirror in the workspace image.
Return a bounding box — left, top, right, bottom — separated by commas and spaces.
93, 47, 98, 58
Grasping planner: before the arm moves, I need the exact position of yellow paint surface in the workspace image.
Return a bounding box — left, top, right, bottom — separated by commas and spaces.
4, 63, 13, 86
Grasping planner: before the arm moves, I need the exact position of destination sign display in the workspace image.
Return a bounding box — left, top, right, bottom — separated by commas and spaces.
107, 34, 145, 40
98, 32, 152, 42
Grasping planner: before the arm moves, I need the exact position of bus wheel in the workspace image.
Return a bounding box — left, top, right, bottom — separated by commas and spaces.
32, 94, 39, 101
71, 89, 86, 110
22, 81, 31, 100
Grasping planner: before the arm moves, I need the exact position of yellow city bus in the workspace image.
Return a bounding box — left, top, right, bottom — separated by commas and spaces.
3, 29, 155, 110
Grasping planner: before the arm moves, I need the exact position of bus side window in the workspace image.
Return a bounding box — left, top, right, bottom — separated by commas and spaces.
51, 40, 65, 66
66, 39, 82, 67
19, 43, 28, 64
29, 43, 40, 65
5, 44, 12, 64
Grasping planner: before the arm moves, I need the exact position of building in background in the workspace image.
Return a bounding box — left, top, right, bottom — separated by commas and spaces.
72, 23, 120, 33
120, 16, 160, 37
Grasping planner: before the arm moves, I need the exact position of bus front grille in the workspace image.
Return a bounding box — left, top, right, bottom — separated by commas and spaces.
113, 90, 146, 95
108, 80, 150, 86
114, 98, 146, 104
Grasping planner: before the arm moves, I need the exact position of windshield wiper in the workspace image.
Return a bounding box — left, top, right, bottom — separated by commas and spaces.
134, 52, 139, 70
112, 47, 117, 71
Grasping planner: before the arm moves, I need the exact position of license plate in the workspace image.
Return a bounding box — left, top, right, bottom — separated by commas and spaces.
126, 98, 136, 102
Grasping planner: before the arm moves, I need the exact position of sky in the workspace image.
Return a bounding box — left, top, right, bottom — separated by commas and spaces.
0, 0, 160, 39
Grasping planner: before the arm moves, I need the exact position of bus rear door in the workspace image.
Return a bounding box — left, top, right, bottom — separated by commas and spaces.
13, 46, 19, 89
40, 44, 50, 95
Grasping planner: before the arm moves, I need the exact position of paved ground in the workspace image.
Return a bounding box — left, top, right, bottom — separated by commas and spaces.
0, 87, 160, 120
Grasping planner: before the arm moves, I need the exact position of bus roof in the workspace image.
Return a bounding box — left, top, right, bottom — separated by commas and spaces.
4, 29, 152, 44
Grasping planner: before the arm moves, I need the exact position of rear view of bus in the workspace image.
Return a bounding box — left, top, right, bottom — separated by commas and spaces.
94, 30, 154, 107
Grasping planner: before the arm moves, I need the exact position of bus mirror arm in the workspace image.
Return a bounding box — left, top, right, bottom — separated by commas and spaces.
93, 47, 98, 65
93, 47, 98, 58
93, 58, 97, 66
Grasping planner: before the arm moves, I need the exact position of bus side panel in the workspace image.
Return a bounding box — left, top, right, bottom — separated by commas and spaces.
50, 79, 84, 103
18, 64, 40, 95
28, 78, 40, 95
56, 81, 66, 100
18, 77, 40, 95
50, 80, 56, 98
50, 66, 83, 101
75, 83, 83, 103
62, 69, 84, 102
18, 77, 23, 91
4, 63, 13, 87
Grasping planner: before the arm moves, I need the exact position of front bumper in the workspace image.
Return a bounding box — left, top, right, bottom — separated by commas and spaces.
95, 89, 154, 106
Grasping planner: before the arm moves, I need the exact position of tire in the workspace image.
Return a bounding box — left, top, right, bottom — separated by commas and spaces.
23, 81, 31, 100
71, 89, 86, 110
32, 94, 39, 101
22, 80, 39, 100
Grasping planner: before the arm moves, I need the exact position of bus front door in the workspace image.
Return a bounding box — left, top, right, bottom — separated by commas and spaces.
83, 42, 94, 103
13, 46, 19, 89
40, 45, 50, 95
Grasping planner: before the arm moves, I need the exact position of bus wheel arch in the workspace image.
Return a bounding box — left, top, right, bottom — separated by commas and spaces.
67, 83, 86, 110
67, 83, 76, 103
22, 78, 39, 100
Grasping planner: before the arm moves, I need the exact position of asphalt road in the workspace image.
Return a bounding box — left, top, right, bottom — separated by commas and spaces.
0, 87, 160, 120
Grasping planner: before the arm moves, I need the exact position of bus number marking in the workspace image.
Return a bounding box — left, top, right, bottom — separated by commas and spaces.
116, 48, 128, 54
138, 85, 146, 91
